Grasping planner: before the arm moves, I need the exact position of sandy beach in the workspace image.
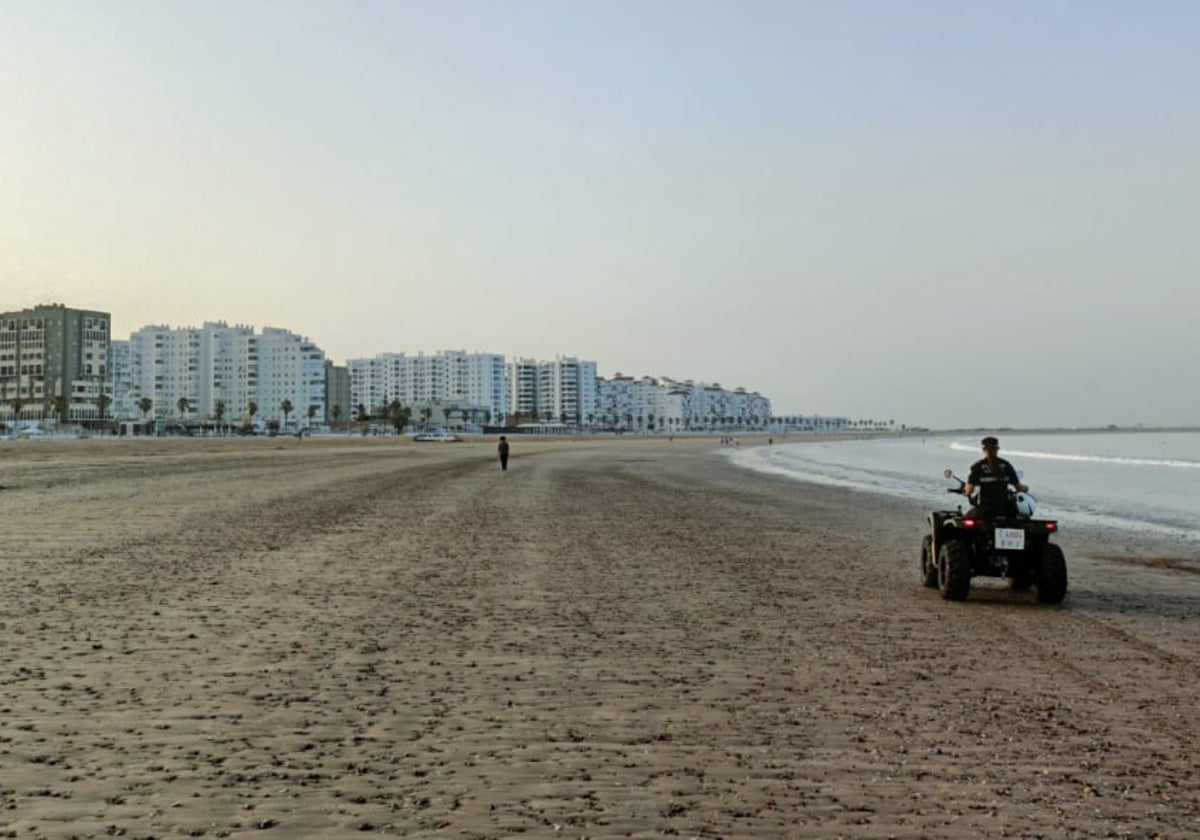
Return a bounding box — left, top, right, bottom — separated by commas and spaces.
1, 435, 1198, 839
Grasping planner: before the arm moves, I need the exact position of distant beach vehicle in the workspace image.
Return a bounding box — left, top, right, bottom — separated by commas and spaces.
412, 430, 463, 442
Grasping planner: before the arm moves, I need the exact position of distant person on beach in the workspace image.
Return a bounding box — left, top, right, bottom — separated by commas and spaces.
963, 436, 1027, 516
497, 435, 510, 471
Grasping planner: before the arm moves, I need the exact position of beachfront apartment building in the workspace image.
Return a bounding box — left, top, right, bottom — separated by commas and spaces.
255, 328, 327, 428
125, 323, 243, 424
596, 375, 771, 433
0, 303, 112, 428
347, 350, 506, 427
767, 414, 850, 433
689, 382, 772, 431
325, 361, 352, 425
110, 339, 132, 418
596, 373, 661, 431
505, 356, 598, 427
506, 358, 538, 422
122, 322, 326, 428
539, 356, 597, 427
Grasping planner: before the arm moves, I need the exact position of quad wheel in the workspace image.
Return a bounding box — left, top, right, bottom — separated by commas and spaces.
1035, 543, 1068, 604
937, 540, 971, 601
920, 535, 938, 588
1010, 556, 1033, 591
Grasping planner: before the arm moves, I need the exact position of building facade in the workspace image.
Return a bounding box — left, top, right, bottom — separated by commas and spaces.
766, 414, 850, 433
255, 327, 327, 428
505, 356, 598, 427
596, 375, 772, 433
0, 303, 112, 426
348, 350, 506, 428
506, 358, 539, 423
122, 322, 326, 428
325, 361, 352, 425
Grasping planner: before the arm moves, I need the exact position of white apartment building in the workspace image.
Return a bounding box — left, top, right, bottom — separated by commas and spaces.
505, 356, 598, 426
595, 374, 662, 431
688, 382, 771, 431
110, 339, 133, 419
767, 414, 850, 433
348, 350, 506, 426
597, 375, 771, 432
255, 327, 326, 427
506, 355, 600, 427
126, 325, 201, 421
199, 322, 258, 423
506, 358, 538, 422
123, 322, 326, 428
539, 356, 597, 426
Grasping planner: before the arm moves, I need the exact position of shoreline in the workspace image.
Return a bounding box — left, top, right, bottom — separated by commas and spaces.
726, 433, 1200, 567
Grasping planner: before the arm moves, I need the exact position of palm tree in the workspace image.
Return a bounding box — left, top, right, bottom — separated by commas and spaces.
280, 399, 294, 430
248, 400, 259, 430
307, 404, 318, 429
8, 396, 25, 424
51, 394, 69, 426
96, 391, 112, 432
177, 396, 191, 420
387, 399, 411, 434
214, 400, 227, 434
331, 404, 342, 427
138, 397, 153, 420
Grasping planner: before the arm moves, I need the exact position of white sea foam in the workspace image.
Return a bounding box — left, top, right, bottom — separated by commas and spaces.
947, 439, 1200, 469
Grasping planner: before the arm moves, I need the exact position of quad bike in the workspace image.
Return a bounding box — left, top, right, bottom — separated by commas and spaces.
920, 469, 1067, 603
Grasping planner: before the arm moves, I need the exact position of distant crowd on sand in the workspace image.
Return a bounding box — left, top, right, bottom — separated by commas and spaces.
720, 436, 741, 447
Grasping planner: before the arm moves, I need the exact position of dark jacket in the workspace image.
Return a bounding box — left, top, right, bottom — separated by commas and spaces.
968, 456, 1020, 516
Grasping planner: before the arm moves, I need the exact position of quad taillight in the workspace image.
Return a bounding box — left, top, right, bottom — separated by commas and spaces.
960, 519, 1056, 531
960, 518, 1056, 530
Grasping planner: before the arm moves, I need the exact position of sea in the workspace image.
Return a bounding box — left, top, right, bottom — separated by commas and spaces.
729, 431, 1200, 544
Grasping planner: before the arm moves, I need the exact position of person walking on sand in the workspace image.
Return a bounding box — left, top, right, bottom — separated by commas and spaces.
497, 435, 510, 471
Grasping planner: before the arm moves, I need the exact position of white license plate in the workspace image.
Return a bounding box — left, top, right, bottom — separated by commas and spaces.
995, 528, 1026, 551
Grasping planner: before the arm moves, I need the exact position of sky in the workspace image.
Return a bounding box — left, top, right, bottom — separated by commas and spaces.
2, 1, 1197, 429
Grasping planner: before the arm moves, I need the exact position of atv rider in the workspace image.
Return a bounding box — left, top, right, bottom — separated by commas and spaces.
963, 436, 1028, 517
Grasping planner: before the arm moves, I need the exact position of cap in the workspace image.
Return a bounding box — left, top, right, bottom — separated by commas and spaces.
981, 436, 999, 448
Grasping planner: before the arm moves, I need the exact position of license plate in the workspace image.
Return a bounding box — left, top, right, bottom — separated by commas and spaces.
995, 528, 1026, 551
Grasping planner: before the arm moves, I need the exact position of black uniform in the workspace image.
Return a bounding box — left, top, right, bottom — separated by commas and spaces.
967, 456, 1020, 516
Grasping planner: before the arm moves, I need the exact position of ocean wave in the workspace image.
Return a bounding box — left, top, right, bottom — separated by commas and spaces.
947, 440, 1200, 469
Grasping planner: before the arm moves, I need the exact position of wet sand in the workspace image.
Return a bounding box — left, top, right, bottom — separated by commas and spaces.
1, 435, 1198, 838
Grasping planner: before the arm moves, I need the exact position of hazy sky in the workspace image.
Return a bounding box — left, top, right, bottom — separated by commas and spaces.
2, 1, 1197, 429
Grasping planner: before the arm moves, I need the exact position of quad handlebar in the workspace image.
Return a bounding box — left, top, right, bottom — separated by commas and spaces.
943, 469, 967, 495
